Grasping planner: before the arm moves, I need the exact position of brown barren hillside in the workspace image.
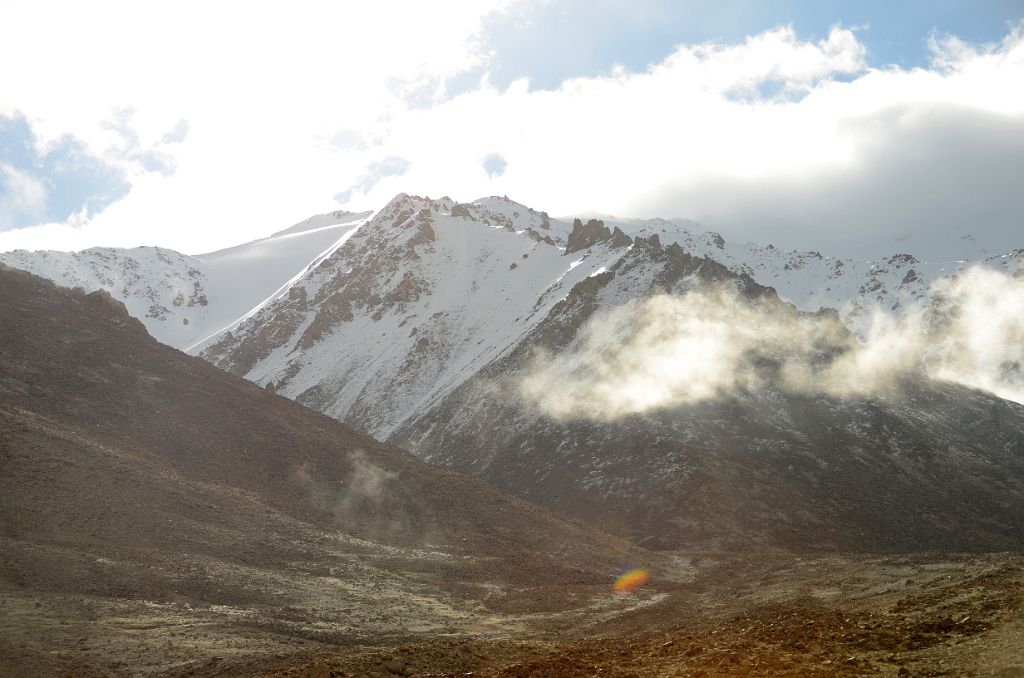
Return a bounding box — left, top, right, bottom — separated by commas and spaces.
0, 266, 640, 676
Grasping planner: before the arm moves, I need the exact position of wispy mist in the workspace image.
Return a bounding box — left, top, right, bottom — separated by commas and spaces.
519, 266, 1024, 420
291, 450, 397, 521
926, 266, 1024, 403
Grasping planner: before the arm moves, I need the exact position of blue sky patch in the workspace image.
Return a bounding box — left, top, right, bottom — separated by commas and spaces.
0, 112, 130, 230
335, 156, 411, 205
464, 0, 1022, 92
481, 152, 508, 179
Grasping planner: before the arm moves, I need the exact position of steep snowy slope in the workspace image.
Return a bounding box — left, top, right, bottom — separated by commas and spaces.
185, 210, 371, 351
202, 195, 635, 438
0, 210, 370, 348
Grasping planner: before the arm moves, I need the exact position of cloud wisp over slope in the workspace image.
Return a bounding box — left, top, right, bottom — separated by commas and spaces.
520, 267, 1024, 420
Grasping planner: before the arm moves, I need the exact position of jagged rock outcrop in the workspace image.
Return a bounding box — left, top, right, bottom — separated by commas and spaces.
566, 218, 633, 253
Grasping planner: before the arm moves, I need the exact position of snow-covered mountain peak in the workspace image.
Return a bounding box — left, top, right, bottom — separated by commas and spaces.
985, 248, 1024, 278
200, 196, 646, 438
378, 191, 426, 213
191, 194, 1024, 446
469, 195, 553, 228
363, 193, 563, 249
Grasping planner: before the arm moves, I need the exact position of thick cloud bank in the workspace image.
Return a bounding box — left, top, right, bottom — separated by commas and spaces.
520, 267, 1024, 420
1, 8, 1021, 256
366, 24, 1024, 260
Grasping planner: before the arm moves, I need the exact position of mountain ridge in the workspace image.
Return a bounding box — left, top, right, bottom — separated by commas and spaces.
4, 193, 1023, 553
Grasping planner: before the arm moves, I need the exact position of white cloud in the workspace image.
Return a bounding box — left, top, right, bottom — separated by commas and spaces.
0, 0, 511, 253
0, 4, 1020, 258
481, 151, 508, 178
351, 23, 1024, 259
665, 25, 867, 96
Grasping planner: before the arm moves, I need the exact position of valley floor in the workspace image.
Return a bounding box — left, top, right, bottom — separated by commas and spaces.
2, 552, 1022, 677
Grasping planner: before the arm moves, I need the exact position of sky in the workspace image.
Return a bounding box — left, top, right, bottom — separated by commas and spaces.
0, 0, 1022, 257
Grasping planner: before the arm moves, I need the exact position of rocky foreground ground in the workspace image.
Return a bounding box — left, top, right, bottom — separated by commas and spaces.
266, 551, 1024, 678
2, 550, 1021, 677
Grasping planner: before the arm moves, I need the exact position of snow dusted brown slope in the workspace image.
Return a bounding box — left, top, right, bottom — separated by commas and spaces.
391, 238, 1024, 550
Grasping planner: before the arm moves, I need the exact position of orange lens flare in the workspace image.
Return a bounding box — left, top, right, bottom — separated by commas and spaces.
613, 567, 650, 593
